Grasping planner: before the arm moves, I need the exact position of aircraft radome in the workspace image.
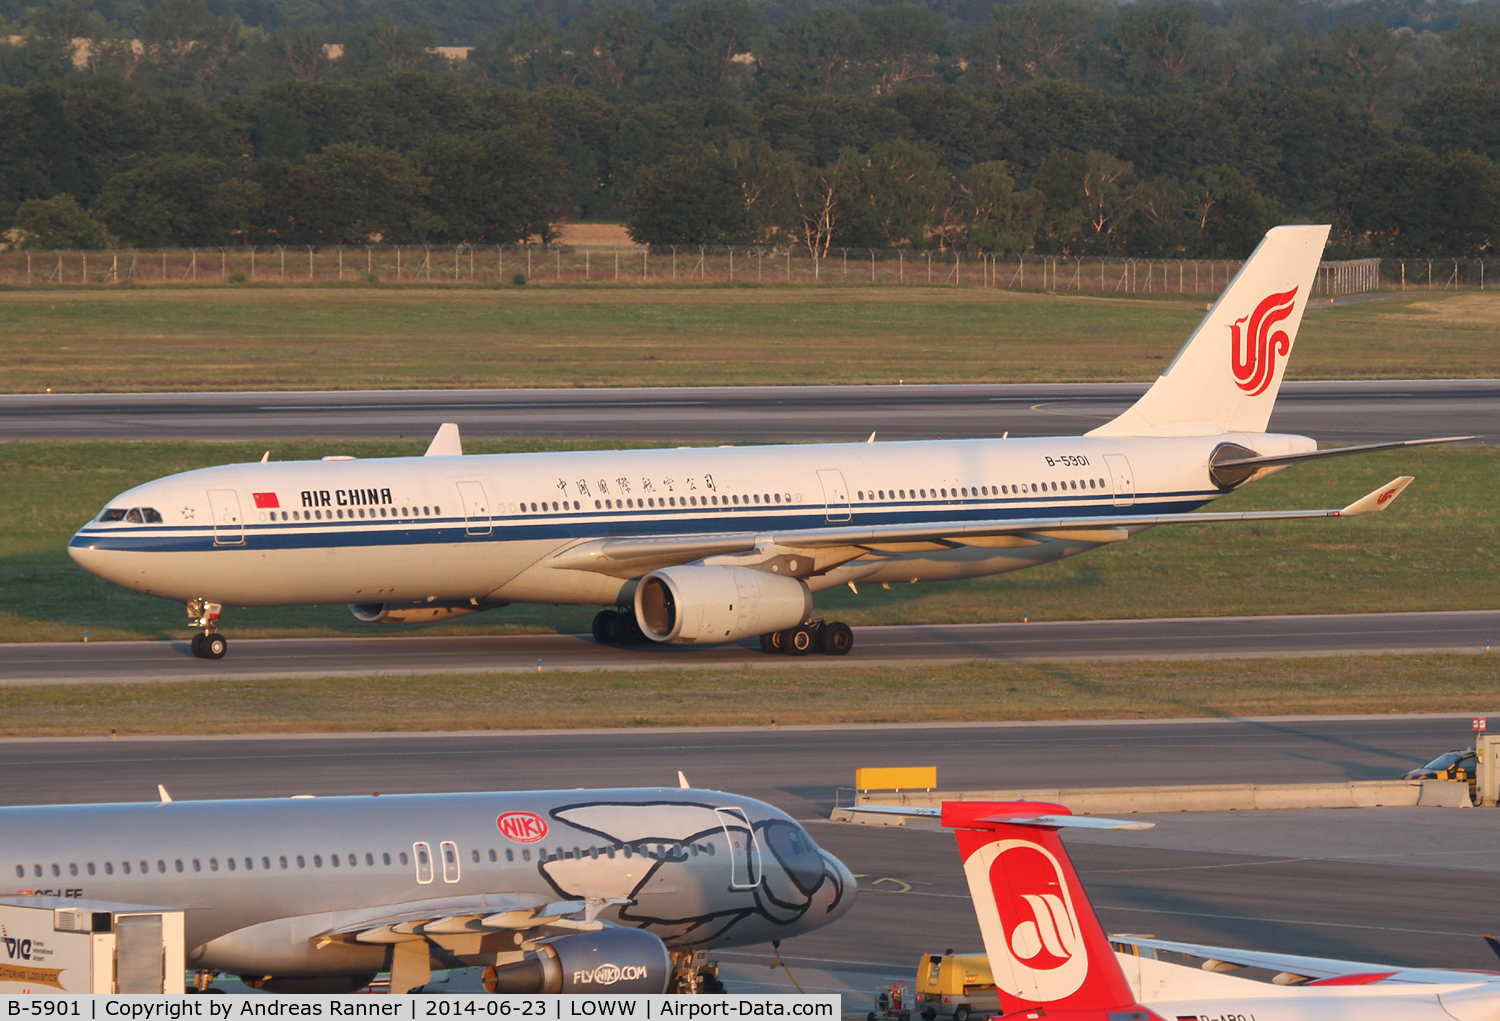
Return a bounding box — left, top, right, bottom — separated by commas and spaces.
4, 784, 856, 994
70, 225, 1469, 659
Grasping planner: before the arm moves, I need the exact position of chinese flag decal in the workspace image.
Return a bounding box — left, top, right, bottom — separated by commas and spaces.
252, 493, 280, 509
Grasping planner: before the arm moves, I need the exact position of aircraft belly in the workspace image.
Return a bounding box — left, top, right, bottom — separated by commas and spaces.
70, 540, 541, 606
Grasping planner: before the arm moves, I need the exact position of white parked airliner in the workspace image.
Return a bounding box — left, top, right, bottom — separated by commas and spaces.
69, 225, 1463, 659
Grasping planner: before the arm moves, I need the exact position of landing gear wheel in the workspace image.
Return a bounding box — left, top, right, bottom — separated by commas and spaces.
616, 611, 646, 645
201, 633, 227, 660
592, 609, 619, 645
190, 633, 205, 658
821, 621, 854, 655
759, 631, 782, 654
781, 625, 815, 656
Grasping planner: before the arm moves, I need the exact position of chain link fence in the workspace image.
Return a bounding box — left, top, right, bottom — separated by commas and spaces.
0, 245, 1464, 295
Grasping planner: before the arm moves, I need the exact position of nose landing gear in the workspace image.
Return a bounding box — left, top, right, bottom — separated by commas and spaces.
186, 599, 227, 659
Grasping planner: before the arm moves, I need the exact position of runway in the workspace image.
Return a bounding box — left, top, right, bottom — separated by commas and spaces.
3, 715, 1494, 988
2, 379, 1495, 444
3, 609, 1493, 684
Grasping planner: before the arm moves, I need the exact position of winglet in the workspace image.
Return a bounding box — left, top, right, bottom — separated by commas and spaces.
424, 423, 463, 457
1340, 476, 1414, 516
157, 784, 173, 804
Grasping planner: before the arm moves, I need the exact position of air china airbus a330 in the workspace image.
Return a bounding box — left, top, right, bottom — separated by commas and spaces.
70, 225, 1465, 659
5, 784, 855, 994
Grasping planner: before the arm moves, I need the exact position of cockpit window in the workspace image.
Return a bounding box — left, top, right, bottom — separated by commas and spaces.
761, 820, 825, 896
125, 509, 143, 523
115, 508, 162, 524
141, 508, 162, 523
98, 508, 127, 522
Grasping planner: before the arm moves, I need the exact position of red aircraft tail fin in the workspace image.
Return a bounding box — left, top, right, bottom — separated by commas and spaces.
941, 801, 1162, 1021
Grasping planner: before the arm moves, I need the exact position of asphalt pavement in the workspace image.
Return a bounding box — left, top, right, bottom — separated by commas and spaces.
2, 379, 1495, 444
3, 610, 1493, 685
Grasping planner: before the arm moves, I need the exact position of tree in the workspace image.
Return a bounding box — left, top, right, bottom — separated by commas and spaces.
856, 4, 947, 94
645, 0, 758, 98
1102, 3, 1215, 93
625, 149, 751, 244
414, 128, 567, 243
95, 154, 255, 246
960, 0, 1096, 88
944, 161, 1042, 252
1313, 21, 1415, 116
7, 193, 117, 248
1184, 164, 1279, 256
568, 7, 654, 95
251, 143, 433, 244
755, 6, 870, 96
1322, 146, 1500, 255
832, 139, 948, 248
1406, 84, 1500, 163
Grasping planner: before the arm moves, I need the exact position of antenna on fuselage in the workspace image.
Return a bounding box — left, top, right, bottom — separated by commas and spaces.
677, 771, 690, 789
157, 784, 173, 804
867, 432, 876, 443
260, 451, 269, 463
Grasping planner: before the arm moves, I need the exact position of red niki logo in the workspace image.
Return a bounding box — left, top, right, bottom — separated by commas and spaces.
497, 811, 549, 843
1229, 288, 1299, 397
966, 839, 1089, 1001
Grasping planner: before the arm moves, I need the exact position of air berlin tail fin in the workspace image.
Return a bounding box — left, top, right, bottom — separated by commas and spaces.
1088, 224, 1330, 438
941, 802, 1162, 1021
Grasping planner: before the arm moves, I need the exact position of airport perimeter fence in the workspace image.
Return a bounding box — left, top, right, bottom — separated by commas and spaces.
0, 245, 1456, 295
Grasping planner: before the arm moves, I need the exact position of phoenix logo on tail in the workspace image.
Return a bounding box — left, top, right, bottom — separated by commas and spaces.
1229, 288, 1299, 397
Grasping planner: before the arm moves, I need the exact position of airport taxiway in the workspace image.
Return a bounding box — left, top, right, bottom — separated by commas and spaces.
2, 609, 1493, 684
1, 379, 1494, 444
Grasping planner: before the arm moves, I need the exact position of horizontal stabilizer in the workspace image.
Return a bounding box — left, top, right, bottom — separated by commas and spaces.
1213, 435, 1475, 471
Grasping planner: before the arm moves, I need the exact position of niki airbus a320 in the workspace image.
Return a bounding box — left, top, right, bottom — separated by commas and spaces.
69, 225, 1465, 659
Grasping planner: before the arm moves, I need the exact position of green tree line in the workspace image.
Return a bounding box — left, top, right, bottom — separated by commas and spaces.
5, 0, 1500, 255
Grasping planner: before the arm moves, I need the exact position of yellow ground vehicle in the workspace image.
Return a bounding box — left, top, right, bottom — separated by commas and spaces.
914, 951, 1000, 1021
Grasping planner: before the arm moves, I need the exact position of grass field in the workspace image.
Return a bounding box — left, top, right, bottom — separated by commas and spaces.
2, 655, 1493, 738
2, 440, 1494, 643
0, 287, 1495, 393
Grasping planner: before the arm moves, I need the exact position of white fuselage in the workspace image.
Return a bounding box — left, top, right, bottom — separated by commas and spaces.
69, 431, 1313, 610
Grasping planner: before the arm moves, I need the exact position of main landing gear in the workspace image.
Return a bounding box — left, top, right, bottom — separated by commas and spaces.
186, 598, 227, 660
591, 608, 649, 645
759, 619, 853, 657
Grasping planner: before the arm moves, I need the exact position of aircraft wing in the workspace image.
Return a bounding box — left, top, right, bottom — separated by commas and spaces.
1211, 436, 1475, 471
313, 893, 631, 944
1111, 935, 1500, 986
550, 477, 1415, 576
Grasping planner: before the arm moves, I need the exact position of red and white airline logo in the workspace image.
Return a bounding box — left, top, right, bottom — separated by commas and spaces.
496, 811, 548, 843
1229, 288, 1298, 397
964, 839, 1088, 1002
1376, 488, 1398, 505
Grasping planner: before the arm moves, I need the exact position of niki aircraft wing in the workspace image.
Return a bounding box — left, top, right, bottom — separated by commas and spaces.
549, 476, 1415, 577
312, 893, 631, 946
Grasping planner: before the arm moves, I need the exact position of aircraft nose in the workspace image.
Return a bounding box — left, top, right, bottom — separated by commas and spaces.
823, 851, 858, 921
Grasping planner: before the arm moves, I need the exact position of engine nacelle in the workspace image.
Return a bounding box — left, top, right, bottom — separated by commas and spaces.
348, 599, 505, 624
484, 929, 670, 994
635, 565, 811, 645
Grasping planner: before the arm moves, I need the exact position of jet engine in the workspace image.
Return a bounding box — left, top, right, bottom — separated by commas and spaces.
634, 565, 811, 644
483, 929, 670, 994
348, 599, 506, 624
